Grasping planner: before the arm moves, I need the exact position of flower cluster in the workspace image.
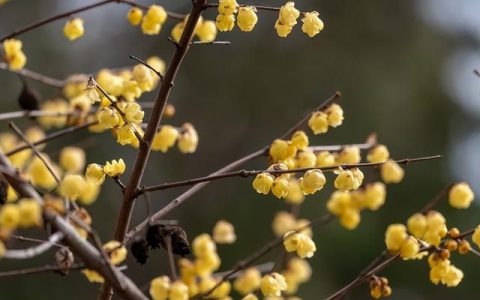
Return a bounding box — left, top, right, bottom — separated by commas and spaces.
283, 231, 317, 258
172, 15, 217, 43
369, 276, 392, 299
275, 2, 324, 38
2, 39, 27, 69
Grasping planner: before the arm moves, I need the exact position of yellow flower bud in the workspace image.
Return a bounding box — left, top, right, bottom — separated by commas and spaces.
299, 169, 326, 195
85, 163, 105, 185
60, 146, 85, 173
301, 11, 324, 37
0, 203, 20, 229
152, 125, 179, 152
272, 177, 290, 199
150, 276, 170, 300
97, 107, 120, 128
260, 273, 287, 297
59, 174, 86, 200
192, 233, 216, 258
38, 99, 68, 129
336, 146, 361, 164
3, 39, 27, 70
385, 224, 408, 252
285, 178, 305, 204
308, 111, 329, 134
63, 18, 84, 41
116, 124, 138, 146
27, 155, 59, 190
272, 211, 296, 237
103, 159, 126, 177
279, 2, 300, 27
407, 213, 427, 239
216, 14, 235, 32
367, 145, 390, 163
213, 220, 237, 244
288, 257, 312, 282
18, 198, 42, 227
132, 64, 155, 92
124, 103, 144, 124
218, 0, 238, 15
269, 139, 297, 162
241, 294, 258, 300
103, 240, 127, 265
275, 20, 293, 37
127, 7, 143, 26
448, 182, 474, 209
399, 236, 419, 259
315, 151, 335, 167
234, 268, 261, 295
339, 208, 361, 230
290, 130, 309, 150
78, 179, 100, 205
296, 150, 317, 168
171, 22, 185, 42
237, 6, 258, 32
252, 173, 274, 195
334, 168, 362, 191
196, 20, 217, 42
326, 191, 352, 216
361, 182, 387, 211
380, 160, 404, 184
82, 269, 104, 283
145, 5, 167, 24
177, 123, 199, 153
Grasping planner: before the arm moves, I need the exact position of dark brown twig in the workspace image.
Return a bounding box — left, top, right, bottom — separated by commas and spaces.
0, 263, 85, 278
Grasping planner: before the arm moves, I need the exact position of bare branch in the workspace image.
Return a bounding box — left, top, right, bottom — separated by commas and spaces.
3, 232, 64, 259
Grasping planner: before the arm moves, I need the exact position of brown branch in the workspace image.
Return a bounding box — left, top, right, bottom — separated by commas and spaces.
125, 92, 341, 242
5, 121, 96, 157
0, 62, 64, 87
0, 263, 85, 278
9, 122, 61, 183
0, 152, 147, 299
129, 55, 163, 79
0, 0, 183, 42
99, 1, 209, 299
165, 235, 178, 280
419, 183, 454, 214
191, 41, 231, 45
138, 155, 442, 195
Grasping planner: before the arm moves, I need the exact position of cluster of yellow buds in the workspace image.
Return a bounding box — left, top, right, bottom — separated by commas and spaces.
283, 231, 316, 258
272, 211, 312, 238
216, 0, 239, 32
428, 251, 463, 287
282, 257, 312, 295
308, 103, 344, 135
385, 224, 421, 260
63, 18, 84, 41
260, 272, 287, 297
86, 158, 125, 183
2, 39, 27, 69
275, 2, 324, 38
149, 275, 190, 300
82, 240, 127, 283
126, 5, 168, 35
212, 219, 237, 244
172, 15, 217, 43
407, 211, 447, 246
327, 182, 387, 230
0, 127, 44, 170
234, 268, 261, 295
369, 276, 392, 299
333, 167, 364, 191
0, 198, 42, 234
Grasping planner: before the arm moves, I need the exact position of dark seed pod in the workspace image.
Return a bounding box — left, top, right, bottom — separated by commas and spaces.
146, 224, 191, 257
130, 237, 149, 265
17, 77, 40, 111
54, 247, 74, 276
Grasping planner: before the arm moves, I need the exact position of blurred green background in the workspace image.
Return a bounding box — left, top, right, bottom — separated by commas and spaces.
1, 0, 479, 299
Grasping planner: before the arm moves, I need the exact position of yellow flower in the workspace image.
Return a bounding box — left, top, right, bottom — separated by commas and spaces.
301, 11, 324, 37
290, 130, 309, 150
326, 191, 352, 216
170, 281, 189, 300
3, 39, 27, 69
272, 177, 290, 199
82, 269, 104, 283
316, 151, 335, 167
85, 163, 105, 185
448, 182, 474, 209
150, 276, 170, 300
116, 124, 138, 146
296, 149, 317, 168
213, 220, 237, 244
103, 240, 127, 265
141, 5, 167, 35
121, 80, 142, 102
152, 125, 179, 152
288, 258, 312, 283
275, 20, 293, 37
127, 7, 143, 26
385, 224, 407, 252
367, 145, 390, 163
283, 232, 316, 258
269, 139, 297, 162
27, 155, 59, 190
339, 208, 361, 230
124, 103, 144, 124
0, 203, 20, 229
423, 211, 447, 246
241, 294, 258, 300
380, 160, 404, 184
272, 211, 296, 237
299, 169, 326, 195
237, 6, 258, 32
60, 146, 85, 173
285, 178, 305, 204
63, 18, 84, 41
38, 99, 68, 128
78, 179, 100, 205
252, 173, 274, 195
260, 273, 287, 297
278, 2, 300, 27
171, 22, 185, 42
177, 123, 199, 153
308, 111, 329, 134
18, 199, 42, 227
216, 14, 235, 32
472, 226, 480, 249
196, 20, 217, 42
361, 182, 387, 211
103, 159, 126, 177
97, 107, 120, 128
195, 252, 221, 276
336, 146, 361, 164
234, 268, 261, 295
141, 18, 160, 35
59, 174, 86, 200
334, 168, 362, 191
407, 213, 427, 239
399, 236, 420, 259
146, 56, 166, 77
192, 233, 216, 258
325, 103, 343, 127
218, 0, 238, 15
131, 65, 155, 92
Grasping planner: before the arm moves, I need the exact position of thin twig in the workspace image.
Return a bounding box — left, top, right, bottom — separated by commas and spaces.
5, 121, 96, 156
9, 234, 64, 248
0, 109, 84, 122
165, 235, 178, 280
419, 183, 454, 214
9, 122, 61, 183
206, 3, 309, 14
3, 232, 64, 259
0, 263, 85, 278
0, 62, 65, 87
129, 55, 163, 79
138, 155, 442, 195
191, 41, 231, 45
